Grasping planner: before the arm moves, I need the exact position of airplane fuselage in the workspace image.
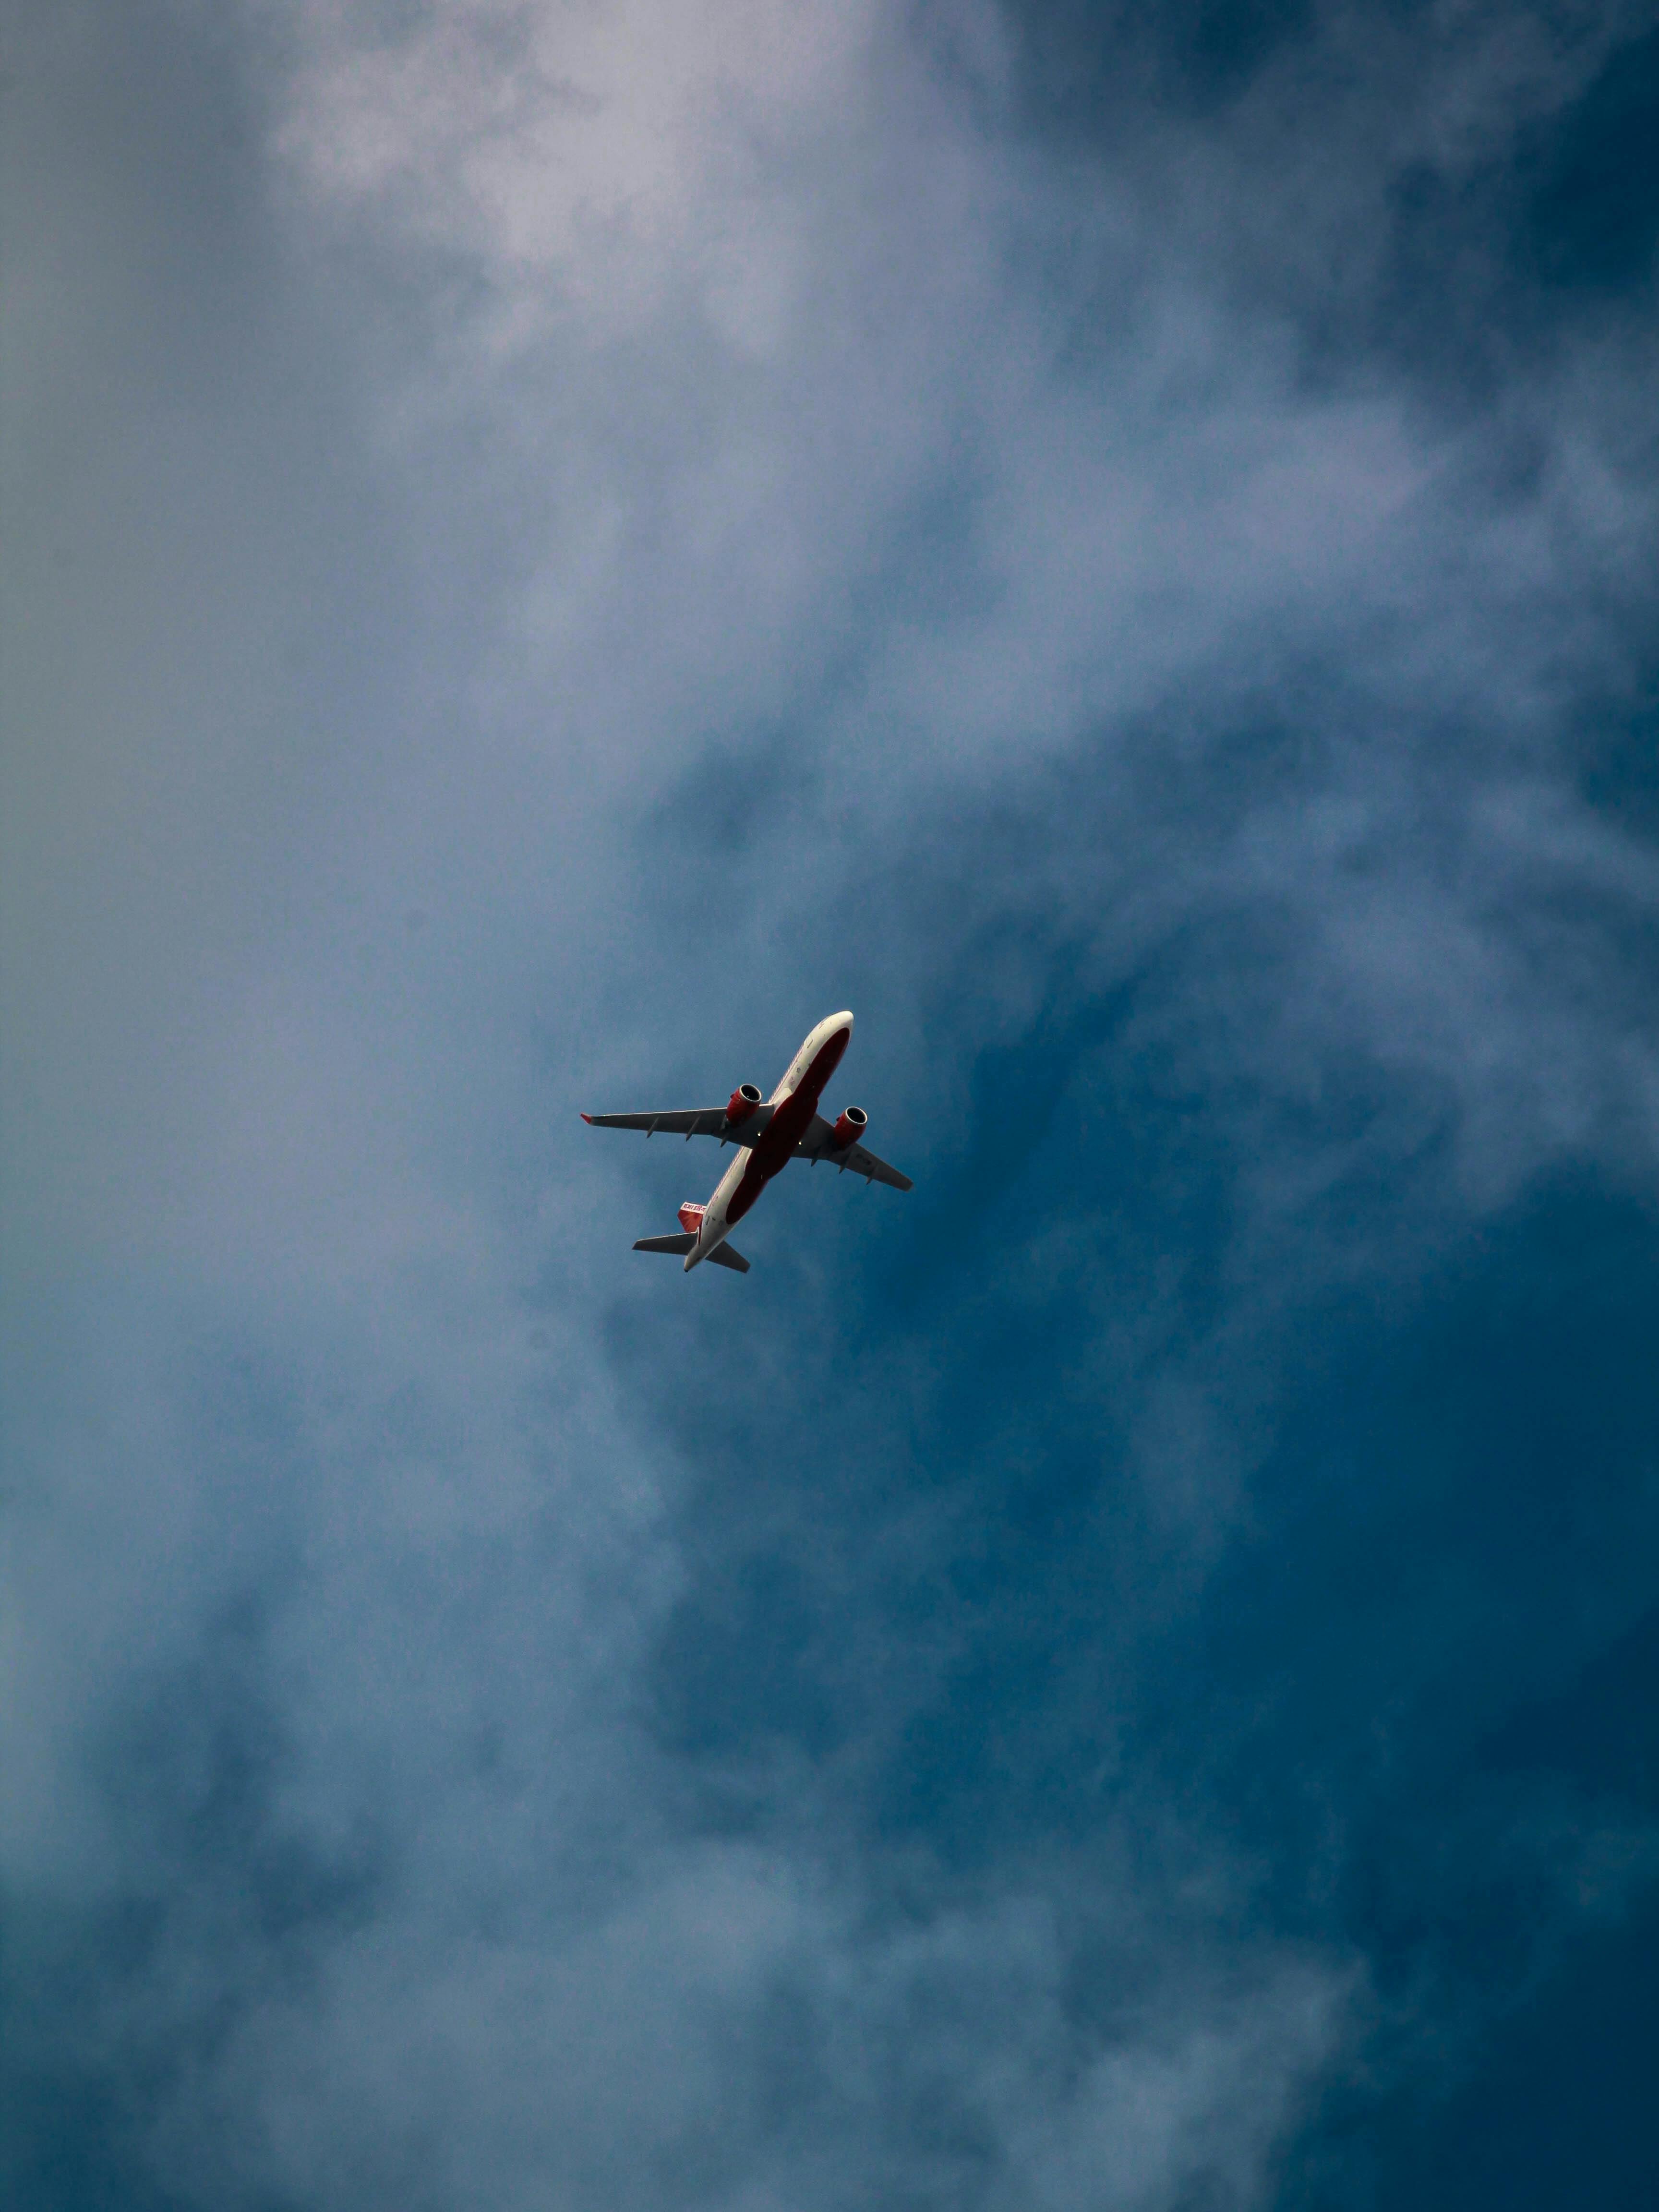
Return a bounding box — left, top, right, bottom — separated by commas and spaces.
686, 1011, 852, 1270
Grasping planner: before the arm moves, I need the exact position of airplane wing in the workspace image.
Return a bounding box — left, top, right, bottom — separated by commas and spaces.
582, 1105, 776, 1143
794, 1115, 914, 1190
582, 1104, 912, 1187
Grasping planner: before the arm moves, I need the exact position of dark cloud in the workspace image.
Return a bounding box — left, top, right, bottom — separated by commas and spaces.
1010, 0, 1659, 410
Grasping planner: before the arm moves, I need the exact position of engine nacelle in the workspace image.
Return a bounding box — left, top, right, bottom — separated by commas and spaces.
830, 1105, 868, 1150
725, 1083, 762, 1127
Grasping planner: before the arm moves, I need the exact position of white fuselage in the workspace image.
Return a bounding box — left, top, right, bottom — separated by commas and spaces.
685, 1011, 853, 1270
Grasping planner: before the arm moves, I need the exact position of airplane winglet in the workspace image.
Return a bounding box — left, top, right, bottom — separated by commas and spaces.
580, 1113, 594, 1123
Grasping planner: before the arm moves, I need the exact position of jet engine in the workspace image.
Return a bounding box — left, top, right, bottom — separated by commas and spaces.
830, 1105, 868, 1149
725, 1083, 763, 1127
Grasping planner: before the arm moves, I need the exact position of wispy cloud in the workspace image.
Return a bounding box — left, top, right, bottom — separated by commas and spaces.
6, 1, 1659, 2206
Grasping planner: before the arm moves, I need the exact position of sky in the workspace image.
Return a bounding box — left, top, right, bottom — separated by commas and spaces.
3, 0, 1659, 2206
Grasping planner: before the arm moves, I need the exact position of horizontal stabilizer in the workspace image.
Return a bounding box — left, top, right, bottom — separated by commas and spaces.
632, 1232, 751, 1274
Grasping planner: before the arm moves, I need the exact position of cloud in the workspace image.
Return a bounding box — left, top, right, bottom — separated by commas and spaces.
262, 0, 1659, 1195
6, 0, 1659, 2208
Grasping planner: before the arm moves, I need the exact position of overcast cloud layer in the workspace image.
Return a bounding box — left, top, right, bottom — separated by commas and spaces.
5, 0, 1659, 2206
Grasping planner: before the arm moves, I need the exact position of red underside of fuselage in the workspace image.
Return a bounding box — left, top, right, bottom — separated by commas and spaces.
724, 1028, 848, 1227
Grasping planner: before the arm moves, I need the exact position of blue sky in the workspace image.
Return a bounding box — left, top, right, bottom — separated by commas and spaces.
4, 1, 1659, 2206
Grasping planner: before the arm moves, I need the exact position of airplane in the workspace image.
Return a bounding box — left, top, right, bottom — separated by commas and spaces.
582, 1011, 912, 1274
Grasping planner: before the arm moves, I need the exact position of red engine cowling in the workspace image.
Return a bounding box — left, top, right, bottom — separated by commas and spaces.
678, 1201, 706, 1234
830, 1106, 868, 1149
725, 1083, 762, 1127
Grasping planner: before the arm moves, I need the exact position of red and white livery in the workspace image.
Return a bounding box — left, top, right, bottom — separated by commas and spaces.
582, 1011, 913, 1274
